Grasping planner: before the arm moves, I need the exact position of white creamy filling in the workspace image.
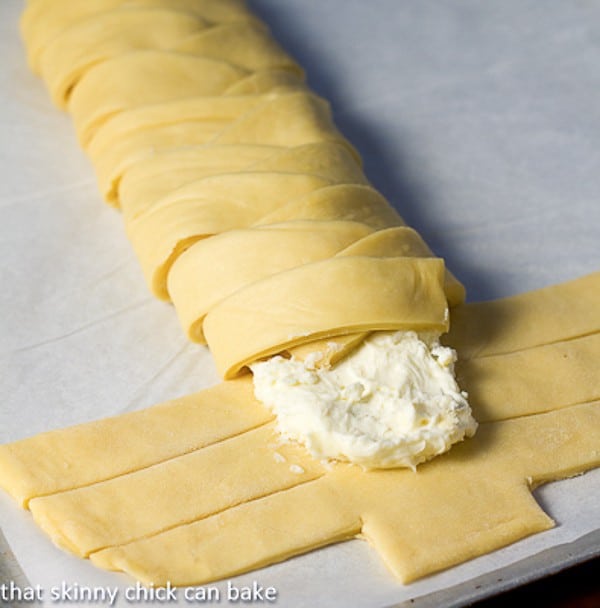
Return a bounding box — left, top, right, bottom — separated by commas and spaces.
250, 330, 477, 470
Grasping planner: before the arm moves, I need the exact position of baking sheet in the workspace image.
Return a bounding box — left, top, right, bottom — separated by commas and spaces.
1, 0, 599, 605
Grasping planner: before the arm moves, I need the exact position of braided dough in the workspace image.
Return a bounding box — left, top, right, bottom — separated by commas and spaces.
1, 275, 599, 585
2, 0, 599, 588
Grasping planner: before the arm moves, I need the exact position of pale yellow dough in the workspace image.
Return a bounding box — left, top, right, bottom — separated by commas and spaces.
1, 276, 599, 584
88, 89, 337, 204
69, 51, 250, 145
21, 0, 255, 73
89, 402, 600, 586
204, 256, 449, 378
8, 0, 600, 591
0, 380, 270, 508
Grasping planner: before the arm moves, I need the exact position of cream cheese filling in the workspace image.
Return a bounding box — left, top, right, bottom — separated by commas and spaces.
250, 330, 477, 469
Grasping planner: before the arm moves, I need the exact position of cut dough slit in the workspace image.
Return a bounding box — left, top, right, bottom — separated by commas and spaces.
0, 379, 270, 507
86, 402, 599, 586
28, 422, 324, 558
457, 330, 600, 422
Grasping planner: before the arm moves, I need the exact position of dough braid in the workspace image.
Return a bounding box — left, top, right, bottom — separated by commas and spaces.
2, 2, 599, 587
20, 0, 465, 378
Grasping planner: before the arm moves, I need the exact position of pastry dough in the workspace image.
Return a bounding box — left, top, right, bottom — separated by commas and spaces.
70, 51, 251, 145
21, 0, 255, 73
446, 270, 600, 358
38, 9, 208, 107
5, 0, 599, 589
89, 402, 600, 586
1, 274, 599, 585
89, 91, 341, 205
204, 256, 448, 378
0, 380, 270, 508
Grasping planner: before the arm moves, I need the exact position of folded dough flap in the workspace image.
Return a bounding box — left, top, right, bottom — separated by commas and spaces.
87, 88, 340, 205
38, 9, 210, 108
203, 255, 449, 379
246, 140, 365, 184
168, 222, 462, 345
168, 220, 375, 343
21, 0, 255, 73
89, 100, 273, 205
89, 402, 600, 586
119, 144, 282, 220
254, 183, 406, 229
68, 51, 252, 146
212, 90, 358, 163
0, 379, 270, 508
121, 139, 360, 216
336, 226, 465, 307
173, 19, 303, 76
126, 172, 337, 300
86, 93, 269, 161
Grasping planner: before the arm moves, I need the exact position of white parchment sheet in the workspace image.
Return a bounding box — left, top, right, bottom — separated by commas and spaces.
1, 1, 599, 606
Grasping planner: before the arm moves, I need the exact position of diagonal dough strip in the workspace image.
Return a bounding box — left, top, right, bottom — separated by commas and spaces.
167, 220, 374, 343
203, 256, 449, 379
88, 90, 336, 205
118, 144, 282, 220
69, 51, 251, 145
21, 0, 256, 73
38, 9, 211, 107
127, 171, 338, 299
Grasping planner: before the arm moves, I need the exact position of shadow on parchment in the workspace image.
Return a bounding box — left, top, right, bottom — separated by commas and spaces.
249, 1, 494, 302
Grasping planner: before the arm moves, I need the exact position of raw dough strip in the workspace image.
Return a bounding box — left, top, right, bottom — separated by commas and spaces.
457, 330, 600, 422
125, 170, 338, 299
41, 15, 301, 109
68, 43, 301, 145
124, 138, 368, 298
117, 144, 281, 220
0, 379, 270, 508
446, 270, 600, 359
204, 256, 449, 379
89, 91, 346, 206
28, 423, 324, 558
38, 9, 212, 108
88, 401, 600, 586
167, 223, 464, 344
21, 0, 256, 73
167, 219, 376, 343
69, 51, 250, 145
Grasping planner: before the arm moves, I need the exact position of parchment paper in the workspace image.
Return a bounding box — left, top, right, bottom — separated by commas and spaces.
1, 1, 599, 606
